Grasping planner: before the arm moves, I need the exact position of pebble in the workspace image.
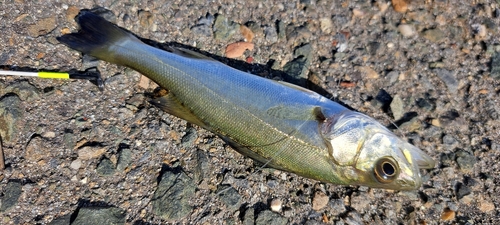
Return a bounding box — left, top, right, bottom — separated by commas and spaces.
479, 199, 495, 213
138, 75, 150, 89
240, 25, 255, 42
0, 95, 23, 144
3, 81, 40, 101
77, 147, 107, 160
319, 17, 333, 34
490, 52, 500, 79
27, 16, 57, 37
329, 198, 347, 215
471, 24, 487, 38
357, 66, 379, 79
333, 32, 349, 52
390, 95, 404, 121
217, 185, 241, 210
191, 13, 214, 37
71, 206, 125, 225
225, 42, 255, 58
416, 96, 435, 111
386, 71, 400, 84
116, 147, 132, 171
25, 136, 45, 162
440, 152, 455, 168
442, 134, 459, 149
312, 191, 329, 211
277, 21, 286, 40
423, 29, 446, 43
399, 117, 422, 132
70, 159, 82, 170
433, 69, 458, 94
65, 6, 79, 22
455, 182, 471, 200
243, 207, 255, 225
152, 166, 195, 220
391, 0, 408, 13
0, 181, 22, 212
138, 10, 154, 29
180, 127, 198, 148
270, 198, 282, 212
213, 14, 240, 41
42, 131, 56, 138
440, 208, 456, 221
398, 24, 417, 37
255, 210, 287, 225
264, 26, 278, 43
352, 8, 365, 18
193, 150, 210, 184
283, 44, 313, 86
343, 211, 363, 225
376, 1, 390, 13
48, 214, 71, 225
285, 25, 312, 45
96, 157, 115, 176
455, 150, 476, 172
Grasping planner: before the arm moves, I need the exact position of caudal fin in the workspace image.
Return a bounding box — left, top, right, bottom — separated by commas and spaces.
57, 10, 141, 63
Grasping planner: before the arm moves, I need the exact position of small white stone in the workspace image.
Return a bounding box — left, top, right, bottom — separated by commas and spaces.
70, 159, 82, 170
319, 17, 333, 34
42, 131, 56, 138
270, 198, 282, 212
398, 24, 416, 37
387, 42, 395, 48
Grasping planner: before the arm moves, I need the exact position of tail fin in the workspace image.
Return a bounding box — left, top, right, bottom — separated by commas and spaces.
57, 10, 141, 63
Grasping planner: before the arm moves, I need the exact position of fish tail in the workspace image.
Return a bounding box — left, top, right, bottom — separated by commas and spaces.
57, 10, 142, 64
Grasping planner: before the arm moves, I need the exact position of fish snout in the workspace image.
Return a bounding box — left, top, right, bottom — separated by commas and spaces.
402, 143, 436, 170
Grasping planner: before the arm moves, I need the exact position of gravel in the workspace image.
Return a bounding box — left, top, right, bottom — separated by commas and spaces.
0, 0, 499, 224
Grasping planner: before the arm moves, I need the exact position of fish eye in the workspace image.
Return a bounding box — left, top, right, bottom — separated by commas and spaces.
374, 157, 399, 183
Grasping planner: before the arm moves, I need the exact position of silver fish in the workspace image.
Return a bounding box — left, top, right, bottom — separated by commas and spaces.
58, 11, 435, 190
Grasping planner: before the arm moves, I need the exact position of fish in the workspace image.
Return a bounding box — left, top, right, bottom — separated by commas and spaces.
57, 11, 435, 190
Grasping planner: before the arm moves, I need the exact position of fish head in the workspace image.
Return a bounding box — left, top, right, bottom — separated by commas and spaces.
321, 111, 435, 190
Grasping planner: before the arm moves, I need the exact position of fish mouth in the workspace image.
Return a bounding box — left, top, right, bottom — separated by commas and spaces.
403, 143, 436, 170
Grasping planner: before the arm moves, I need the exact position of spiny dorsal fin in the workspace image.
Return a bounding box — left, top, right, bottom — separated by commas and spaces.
149, 93, 207, 128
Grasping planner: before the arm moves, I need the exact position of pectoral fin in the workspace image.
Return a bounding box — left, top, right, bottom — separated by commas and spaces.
149, 93, 207, 128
